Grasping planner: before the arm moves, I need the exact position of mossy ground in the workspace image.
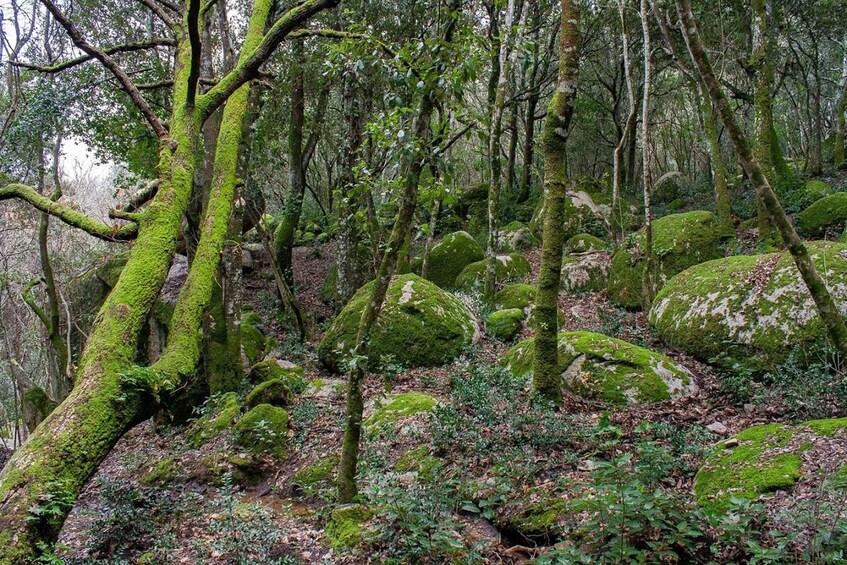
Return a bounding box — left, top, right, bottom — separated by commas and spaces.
325, 504, 374, 549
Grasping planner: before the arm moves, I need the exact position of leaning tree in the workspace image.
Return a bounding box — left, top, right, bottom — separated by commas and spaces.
0, 0, 340, 558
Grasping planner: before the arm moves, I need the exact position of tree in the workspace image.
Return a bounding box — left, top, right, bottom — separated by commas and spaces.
0, 0, 339, 557
531, 0, 580, 405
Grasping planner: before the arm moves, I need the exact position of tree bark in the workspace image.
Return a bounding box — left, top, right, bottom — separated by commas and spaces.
531, 0, 580, 405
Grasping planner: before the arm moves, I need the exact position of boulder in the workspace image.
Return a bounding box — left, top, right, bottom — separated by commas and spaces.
788, 179, 833, 212
245, 379, 292, 408
423, 230, 484, 288
498, 221, 537, 251
561, 250, 611, 293
565, 233, 605, 253
530, 189, 612, 240
493, 283, 536, 311
364, 392, 439, 428
234, 404, 289, 459
248, 359, 306, 392
502, 331, 697, 405
694, 418, 847, 512
318, 274, 477, 372
649, 241, 847, 370
454, 253, 531, 292
485, 308, 525, 341
796, 192, 847, 237
608, 210, 727, 309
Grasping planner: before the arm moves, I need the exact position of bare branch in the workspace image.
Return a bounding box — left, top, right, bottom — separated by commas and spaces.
40, 0, 170, 139
0, 183, 138, 241
10, 38, 175, 73
135, 0, 177, 29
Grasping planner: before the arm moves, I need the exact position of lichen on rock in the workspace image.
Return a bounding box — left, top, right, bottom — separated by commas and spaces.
502, 331, 697, 405
318, 274, 476, 373
561, 250, 611, 293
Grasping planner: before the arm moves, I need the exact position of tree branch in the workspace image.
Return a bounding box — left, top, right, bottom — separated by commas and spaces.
197, 0, 341, 121
10, 38, 175, 73
40, 0, 170, 139
135, 0, 177, 29
0, 183, 138, 241
186, 0, 202, 106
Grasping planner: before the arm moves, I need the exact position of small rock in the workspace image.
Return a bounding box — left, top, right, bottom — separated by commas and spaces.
707, 422, 728, 434
724, 438, 739, 448
578, 459, 597, 472
744, 403, 755, 414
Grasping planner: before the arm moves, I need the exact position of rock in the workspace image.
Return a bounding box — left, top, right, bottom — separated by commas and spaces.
797, 192, 847, 237
325, 504, 374, 549
565, 233, 606, 253
241, 249, 254, 272
608, 211, 727, 309
561, 250, 611, 293
234, 404, 289, 459
320, 264, 338, 306
318, 274, 477, 372
493, 283, 536, 311
485, 308, 525, 341
694, 418, 847, 512
364, 392, 438, 428
454, 253, 531, 293
245, 378, 293, 408
498, 221, 537, 251
787, 179, 833, 212
423, 231, 485, 288
706, 422, 728, 435
189, 392, 241, 446
241, 311, 266, 366
493, 487, 569, 541
649, 241, 847, 370
293, 455, 339, 490
502, 331, 697, 405
393, 446, 440, 479
530, 189, 614, 241
248, 359, 307, 393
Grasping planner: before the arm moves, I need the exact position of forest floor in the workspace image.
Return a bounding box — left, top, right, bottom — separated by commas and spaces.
54, 240, 837, 564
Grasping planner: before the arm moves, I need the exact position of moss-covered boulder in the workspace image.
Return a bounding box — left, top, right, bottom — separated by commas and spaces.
454, 253, 532, 292
498, 221, 537, 251
248, 360, 307, 393
293, 455, 339, 490
245, 379, 292, 408
561, 250, 611, 293
189, 392, 241, 446
494, 488, 570, 541
365, 392, 438, 428
393, 446, 441, 479
423, 230, 484, 288
325, 504, 374, 549
485, 309, 525, 341
565, 233, 605, 253
502, 331, 697, 405
530, 190, 613, 240
493, 283, 536, 311
320, 264, 338, 306
608, 211, 727, 309
241, 315, 266, 366
234, 404, 289, 459
649, 241, 847, 370
694, 418, 847, 512
788, 179, 833, 211
318, 274, 476, 373
797, 192, 847, 237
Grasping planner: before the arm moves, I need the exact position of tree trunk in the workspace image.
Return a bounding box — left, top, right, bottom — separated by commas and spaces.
531, 0, 580, 405
834, 42, 847, 169
613, 0, 637, 245
700, 87, 734, 234
677, 0, 847, 362
639, 0, 656, 309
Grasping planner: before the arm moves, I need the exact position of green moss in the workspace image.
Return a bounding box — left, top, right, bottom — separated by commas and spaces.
566, 233, 605, 253
318, 274, 476, 373
248, 360, 306, 393
95, 253, 129, 288
365, 392, 438, 427
190, 392, 241, 446
495, 489, 568, 538
320, 264, 338, 305
788, 179, 833, 211
502, 331, 696, 405
325, 504, 374, 549
494, 283, 536, 311
424, 230, 484, 288
454, 253, 531, 292
803, 417, 847, 437
245, 378, 292, 408
293, 455, 339, 488
499, 221, 537, 251
694, 423, 803, 512
797, 192, 847, 236
561, 251, 611, 293
608, 211, 726, 309
234, 404, 289, 459
650, 241, 847, 370
485, 308, 525, 341
241, 321, 265, 366
141, 458, 178, 486
832, 464, 847, 490
22, 386, 57, 420
530, 189, 614, 240
393, 446, 440, 478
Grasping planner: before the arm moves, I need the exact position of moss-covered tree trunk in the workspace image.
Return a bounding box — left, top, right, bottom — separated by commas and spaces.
677, 0, 847, 362
531, 0, 580, 404
835, 44, 847, 169
0, 0, 338, 557
699, 86, 734, 234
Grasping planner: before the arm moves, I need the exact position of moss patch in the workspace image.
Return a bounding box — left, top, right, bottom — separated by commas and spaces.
502, 331, 696, 405
293, 455, 339, 488
365, 392, 438, 428
566, 233, 605, 253
797, 192, 847, 237
424, 230, 484, 288
234, 404, 289, 459
494, 283, 536, 311
608, 211, 727, 309
245, 378, 292, 408
325, 504, 374, 549
393, 446, 440, 478
318, 274, 476, 373
141, 458, 178, 486
486, 308, 525, 341
248, 360, 307, 393
649, 241, 847, 370
189, 392, 241, 446
454, 253, 531, 292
